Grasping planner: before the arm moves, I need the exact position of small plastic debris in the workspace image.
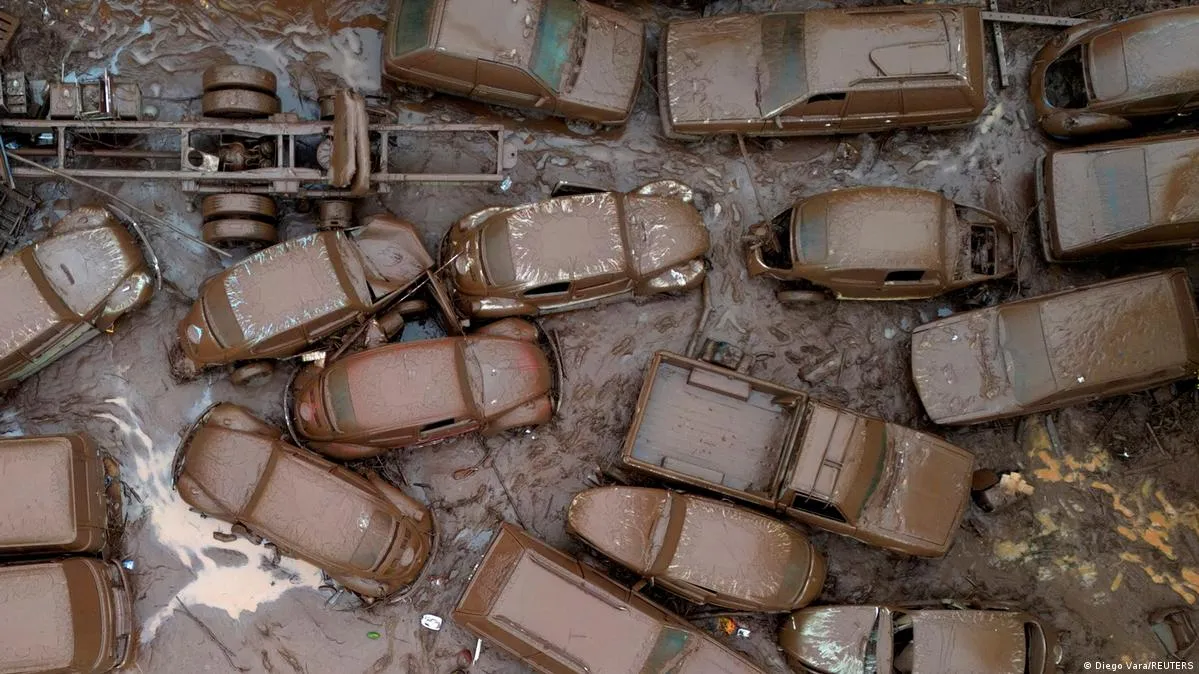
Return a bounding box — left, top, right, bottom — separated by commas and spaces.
367, 631, 381, 640
121, 559, 135, 570
498, 175, 513, 192
421, 614, 443, 631
883, 327, 896, 340
735, 627, 752, 638
937, 306, 953, 318
716, 617, 737, 635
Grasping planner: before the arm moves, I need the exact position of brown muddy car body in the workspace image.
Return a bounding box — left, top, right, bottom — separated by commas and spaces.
780, 602, 1061, 674
173, 403, 434, 598
383, 0, 645, 124
291, 318, 555, 460
1037, 132, 1199, 261
441, 180, 709, 318
567, 486, 826, 612
0, 558, 136, 674
1030, 7, 1199, 139
452, 523, 767, 674
620, 352, 974, 557
0, 435, 117, 557
178, 215, 453, 380
912, 270, 1199, 425
747, 187, 1014, 301
658, 6, 986, 138
0, 205, 154, 391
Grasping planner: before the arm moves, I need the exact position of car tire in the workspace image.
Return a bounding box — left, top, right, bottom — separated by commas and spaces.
202, 89, 280, 118
203, 64, 278, 95
201, 194, 277, 221
777, 290, 827, 304
201, 219, 279, 249
231, 361, 276, 387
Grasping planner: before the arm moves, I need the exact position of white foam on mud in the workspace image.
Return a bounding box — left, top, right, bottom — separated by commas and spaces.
94, 396, 322, 642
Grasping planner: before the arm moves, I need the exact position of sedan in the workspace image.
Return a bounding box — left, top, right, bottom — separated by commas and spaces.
781, 601, 1062, 674
568, 486, 826, 612
441, 180, 709, 318
173, 402, 435, 598
1030, 7, 1199, 138
0, 204, 154, 390
291, 318, 555, 460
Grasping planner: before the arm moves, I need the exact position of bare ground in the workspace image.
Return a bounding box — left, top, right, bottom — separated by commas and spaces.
2, 0, 1198, 672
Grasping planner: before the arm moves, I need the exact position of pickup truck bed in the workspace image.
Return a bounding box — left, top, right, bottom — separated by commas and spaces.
626, 354, 799, 494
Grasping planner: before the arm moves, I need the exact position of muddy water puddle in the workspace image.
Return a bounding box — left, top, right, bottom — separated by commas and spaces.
3, 0, 1199, 672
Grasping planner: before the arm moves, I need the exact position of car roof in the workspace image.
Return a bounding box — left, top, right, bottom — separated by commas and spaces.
219, 232, 365, 346
33, 221, 134, 316
479, 527, 665, 672
802, 188, 948, 272
804, 7, 967, 95
1037, 271, 1195, 390
0, 250, 67, 362
1049, 134, 1199, 253
434, 0, 538, 68
0, 436, 80, 549
329, 338, 472, 432
0, 562, 76, 672
483, 191, 627, 287
1087, 8, 1199, 103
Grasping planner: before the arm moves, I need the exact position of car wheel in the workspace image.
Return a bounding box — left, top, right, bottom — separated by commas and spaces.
201, 219, 279, 249
777, 290, 827, 304
231, 361, 276, 387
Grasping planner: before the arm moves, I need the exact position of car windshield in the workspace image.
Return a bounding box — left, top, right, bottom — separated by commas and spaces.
643, 626, 693, 672
530, 0, 583, 92
797, 200, 828, 263
390, 0, 436, 57
998, 304, 1057, 404
760, 13, 808, 117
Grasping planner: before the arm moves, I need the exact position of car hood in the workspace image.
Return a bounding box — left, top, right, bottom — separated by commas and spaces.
559, 4, 643, 117
910, 610, 1027, 674
911, 310, 1016, 424
662, 15, 765, 124
857, 426, 973, 549
781, 606, 879, 674
567, 486, 668, 572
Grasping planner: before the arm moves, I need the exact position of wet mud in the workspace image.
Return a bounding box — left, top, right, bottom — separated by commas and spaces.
3, 0, 1199, 672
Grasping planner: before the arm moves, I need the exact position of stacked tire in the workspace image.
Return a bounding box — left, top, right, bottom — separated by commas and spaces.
201, 64, 280, 119
200, 193, 279, 249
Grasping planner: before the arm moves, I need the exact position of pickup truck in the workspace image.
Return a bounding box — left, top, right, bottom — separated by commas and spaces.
619, 352, 975, 557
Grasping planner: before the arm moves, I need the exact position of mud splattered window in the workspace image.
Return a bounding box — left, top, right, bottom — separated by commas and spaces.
760, 13, 808, 116
390, 0, 436, 57
797, 202, 827, 263
530, 0, 583, 92
644, 626, 692, 670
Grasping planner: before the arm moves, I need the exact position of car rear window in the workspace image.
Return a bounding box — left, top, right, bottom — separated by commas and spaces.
390, 0, 436, 58
530, 0, 583, 92
760, 13, 807, 117
998, 303, 1057, 405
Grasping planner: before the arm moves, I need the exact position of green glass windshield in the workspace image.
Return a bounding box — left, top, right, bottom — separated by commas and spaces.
390, 0, 436, 57
760, 13, 807, 117
645, 626, 692, 672
530, 0, 582, 92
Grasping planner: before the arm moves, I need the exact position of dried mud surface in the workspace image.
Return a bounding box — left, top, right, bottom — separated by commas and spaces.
2, 0, 1199, 672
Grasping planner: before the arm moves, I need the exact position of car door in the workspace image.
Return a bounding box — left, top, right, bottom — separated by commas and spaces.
572, 272, 632, 303
416, 417, 479, 445
301, 306, 360, 344
901, 78, 972, 126
841, 87, 902, 132
474, 61, 553, 110
773, 93, 846, 134
521, 281, 572, 312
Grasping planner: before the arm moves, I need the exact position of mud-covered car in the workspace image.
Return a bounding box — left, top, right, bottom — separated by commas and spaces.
747, 187, 1014, 301
0, 204, 154, 391
0, 557, 136, 673
912, 270, 1199, 425
290, 318, 555, 460
0, 434, 119, 557
1037, 132, 1199, 261
176, 215, 450, 385
441, 180, 709, 318
1030, 7, 1199, 139
622, 352, 975, 557
780, 601, 1061, 674
567, 486, 826, 612
453, 522, 768, 674
383, 0, 645, 125
173, 403, 435, 598
658, 6, 985, 138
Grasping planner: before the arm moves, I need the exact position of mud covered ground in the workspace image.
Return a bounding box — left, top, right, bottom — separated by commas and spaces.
2, 0, 1199, 671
